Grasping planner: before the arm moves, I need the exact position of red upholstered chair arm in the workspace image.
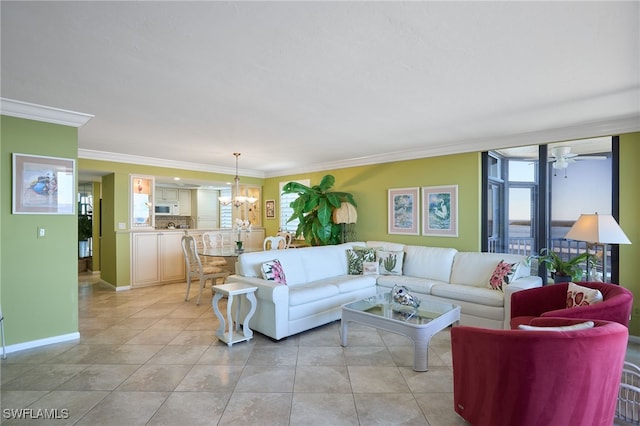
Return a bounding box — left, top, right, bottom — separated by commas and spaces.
452, 321, 628, 426
510, 283, 569, 318
541, 293, 633, 327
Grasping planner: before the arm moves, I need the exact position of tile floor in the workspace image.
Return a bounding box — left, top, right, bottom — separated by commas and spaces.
1, 273, 639, 425
1, 274, 465, 425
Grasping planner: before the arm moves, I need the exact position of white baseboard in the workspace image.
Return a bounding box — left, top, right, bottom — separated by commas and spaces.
4, 332, 80, 355
116, 285, 131, 292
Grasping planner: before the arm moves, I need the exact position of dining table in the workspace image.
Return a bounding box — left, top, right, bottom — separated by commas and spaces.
198, 247, 256, 274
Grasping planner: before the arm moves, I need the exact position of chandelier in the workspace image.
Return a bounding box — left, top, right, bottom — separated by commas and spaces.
218, 153, 257, 207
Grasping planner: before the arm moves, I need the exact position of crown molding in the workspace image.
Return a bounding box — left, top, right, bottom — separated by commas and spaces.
264, 114, 640, 177
0, 98, 93, 127
78, 149, 265, 179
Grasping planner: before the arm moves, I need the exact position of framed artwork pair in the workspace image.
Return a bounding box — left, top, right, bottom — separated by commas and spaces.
388, 185, 458, 237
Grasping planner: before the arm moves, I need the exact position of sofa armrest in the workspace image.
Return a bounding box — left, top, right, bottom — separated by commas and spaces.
510, 283, 569, 319
226, 275, 289, 304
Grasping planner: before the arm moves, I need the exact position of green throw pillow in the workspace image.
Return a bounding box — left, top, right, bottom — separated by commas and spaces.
346, 248, 376, 275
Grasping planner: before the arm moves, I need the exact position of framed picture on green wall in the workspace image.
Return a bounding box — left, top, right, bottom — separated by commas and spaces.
422, 185, 458, 237
12, 153, 76, 215
388, 187, 419, 235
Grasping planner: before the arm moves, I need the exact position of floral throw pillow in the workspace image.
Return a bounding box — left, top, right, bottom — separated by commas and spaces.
346, 248, 376, 275
566, 282, 603, 308
376, 250, 404, 275
261, 259, 287, 285
488, 260, 518, 292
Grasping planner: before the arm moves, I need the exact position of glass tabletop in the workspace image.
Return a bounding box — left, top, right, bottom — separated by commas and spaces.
199, 248, 257, 257
343, 292, 458, 325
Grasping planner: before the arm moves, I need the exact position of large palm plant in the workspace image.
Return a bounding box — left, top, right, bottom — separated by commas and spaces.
282, 175, 356, 246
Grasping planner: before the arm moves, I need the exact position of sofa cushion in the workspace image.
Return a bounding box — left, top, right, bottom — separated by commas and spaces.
376, 275, 442, 295
567, 282, 603, 308
288, 282, 340, 306
366, 241, 405, 252
402, 245, 458, 282
261, 259, 287, 285
301, 245, 351, 282
488, 260, 518, 291
346, 247, 376, 275
431, 283, 504, 307
450, 252, 526, 287
237, 249, 307, 286
376, 250, 404, 275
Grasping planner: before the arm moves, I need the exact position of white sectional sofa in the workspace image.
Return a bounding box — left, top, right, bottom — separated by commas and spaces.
230, 241, 542, 340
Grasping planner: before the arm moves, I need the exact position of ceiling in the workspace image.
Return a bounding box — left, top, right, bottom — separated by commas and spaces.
1, 1, 639, 180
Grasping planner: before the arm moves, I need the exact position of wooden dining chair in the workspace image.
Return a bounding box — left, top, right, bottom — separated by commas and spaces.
201, 232, 229, 267
263, 235, 287, 250
275, 231, 293, 249
181, 235, 230, 305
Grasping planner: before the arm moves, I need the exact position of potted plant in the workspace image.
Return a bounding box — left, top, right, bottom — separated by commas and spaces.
530, 248, 598, 282
282, 175, 356, 246
78, 214, 92, 258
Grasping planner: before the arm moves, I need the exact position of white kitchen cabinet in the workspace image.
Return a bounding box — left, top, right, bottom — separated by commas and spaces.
194, 189, 219, 228
178, 189, 191, 216
131, 231, 185, 287
157, 187, 179, 201
244, 228, 266, 251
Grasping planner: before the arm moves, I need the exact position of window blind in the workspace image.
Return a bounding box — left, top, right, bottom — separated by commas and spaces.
279, 179, 310, 233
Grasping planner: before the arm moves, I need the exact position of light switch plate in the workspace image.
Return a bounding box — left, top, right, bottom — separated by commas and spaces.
37, 227, 45, 238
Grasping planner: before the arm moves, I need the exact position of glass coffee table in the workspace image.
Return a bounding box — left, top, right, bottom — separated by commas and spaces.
341, 292, 460, 371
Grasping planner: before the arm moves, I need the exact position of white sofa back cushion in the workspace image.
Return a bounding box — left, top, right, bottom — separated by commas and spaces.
450, 252, 528, 287
402, 245, 458, 282
366, 241, 405, 252
300, 245, 350, 282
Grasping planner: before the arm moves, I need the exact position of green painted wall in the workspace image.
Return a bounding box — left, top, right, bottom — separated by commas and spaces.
0, 116, 79, 345
78, 158, 262, 287
263, 152, 481, 251
620, 135, 640, 336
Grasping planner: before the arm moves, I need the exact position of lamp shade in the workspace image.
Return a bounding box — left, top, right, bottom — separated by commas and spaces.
564, 213, 631, 244
332, 202, 357, 224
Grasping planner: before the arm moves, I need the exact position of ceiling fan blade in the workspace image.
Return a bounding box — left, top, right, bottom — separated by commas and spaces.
572, 155, 607, 161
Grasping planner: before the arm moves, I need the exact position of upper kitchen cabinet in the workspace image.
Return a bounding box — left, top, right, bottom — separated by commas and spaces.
157, 187, 179, 201
178, 189, 191, 216
131, 175, 154, 229
234, 184, 262, 226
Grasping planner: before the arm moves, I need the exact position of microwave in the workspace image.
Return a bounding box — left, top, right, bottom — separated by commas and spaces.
155, 202, 180, 216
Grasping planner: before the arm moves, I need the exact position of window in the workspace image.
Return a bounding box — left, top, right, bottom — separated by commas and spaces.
219, 188, 232, 228
279, 179, 310, 233
483, 137, 616, 281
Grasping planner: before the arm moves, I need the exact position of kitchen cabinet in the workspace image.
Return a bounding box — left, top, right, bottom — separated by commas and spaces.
194, 189, 219, 228
131, 231, 185, 287
157, 187, 179, 201
178, 189, 191, 216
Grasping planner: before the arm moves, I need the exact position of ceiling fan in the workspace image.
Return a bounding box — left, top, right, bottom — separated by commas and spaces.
549, 146, 607, 177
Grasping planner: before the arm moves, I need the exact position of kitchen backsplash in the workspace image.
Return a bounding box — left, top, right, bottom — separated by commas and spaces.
155, 216, 192, 229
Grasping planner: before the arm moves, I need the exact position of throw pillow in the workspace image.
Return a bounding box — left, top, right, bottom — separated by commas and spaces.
376, 250, 404, 275
488, 260, 518, 292
566, 282, 603, 308
362, 261, 379, 275
261, 259, 287, 285
346, 247, 376, 275
518, 321, 595, 332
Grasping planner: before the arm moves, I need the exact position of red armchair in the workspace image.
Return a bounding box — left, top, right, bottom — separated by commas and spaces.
452, 318, 628, 426
510, 281, 633, 328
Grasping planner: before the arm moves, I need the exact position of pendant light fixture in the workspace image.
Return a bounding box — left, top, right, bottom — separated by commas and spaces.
218, 153, 257, 207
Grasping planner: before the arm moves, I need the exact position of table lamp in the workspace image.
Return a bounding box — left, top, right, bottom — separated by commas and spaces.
564, 213, 631, 282
332, 202, 357, 243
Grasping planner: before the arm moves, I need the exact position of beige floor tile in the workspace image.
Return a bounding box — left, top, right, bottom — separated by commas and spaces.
414, 392, 468, 425
348, 366, 410, 393
234, 365, 295, 393
293, 365, 351, 393
167, 330, 217, 346
0, 390, 49, 411
73, 391, 169, 426
56, 364, 141, 390
2, 364, 87, 391
344, 346, 396, 366
290, 393, 358, 426
297, 346, 346, 366
196, 343, 253, 365
174, 364, 244, 392
147, 391, 230, 426
245, 345, 298, 366
116, 364, 192, 392
93, 344, 164, 364
123, 328, 181, 345
147, 345, 209, 364
218, 392, 292, 426
354, 393, 429, 425
401, 366, 453, 393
